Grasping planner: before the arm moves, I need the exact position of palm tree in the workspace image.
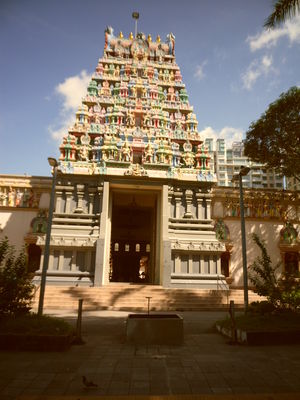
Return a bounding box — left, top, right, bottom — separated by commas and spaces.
264, 0, 300, 28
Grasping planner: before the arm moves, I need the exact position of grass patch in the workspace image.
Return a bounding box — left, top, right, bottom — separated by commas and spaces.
0, 313, 74, 336
217, 311, 300, 332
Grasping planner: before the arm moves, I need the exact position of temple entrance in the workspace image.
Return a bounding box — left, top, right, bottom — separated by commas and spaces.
109, 191, 157, 283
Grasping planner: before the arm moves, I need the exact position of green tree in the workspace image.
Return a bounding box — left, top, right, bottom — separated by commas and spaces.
249, 233, 300, 311
264, 0, 300, 29
244, 86, 300, 182
0, 237, 34, 316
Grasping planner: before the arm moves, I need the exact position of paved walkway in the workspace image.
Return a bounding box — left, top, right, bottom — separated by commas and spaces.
0, 310, 300, 399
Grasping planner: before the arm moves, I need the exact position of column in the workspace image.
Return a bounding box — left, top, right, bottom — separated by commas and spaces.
94, 181, 109, 286
88, 188, 97, 214
216, 256, 221, 275
55, 190, 63, 213
199, 255, 203, 274
196, 191, 204, 219
71, 250, 77, 271
162, 184, 171, 287
58, 251, 64, 271
188, 254, 193, 274
174, 188, 182, 219
74, 184, 85, 213
48, 250, 54, 271
65, 190, 73, 214
168, 186, 174, 218
86, 250, 92, 272
174, 254, 181, 274
184, 189, 193, 218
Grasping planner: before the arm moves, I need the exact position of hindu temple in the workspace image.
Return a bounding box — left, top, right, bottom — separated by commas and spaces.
0, 27, 299, 294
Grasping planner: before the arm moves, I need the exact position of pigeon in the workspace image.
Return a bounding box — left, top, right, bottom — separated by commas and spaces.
82, 376, 98, 388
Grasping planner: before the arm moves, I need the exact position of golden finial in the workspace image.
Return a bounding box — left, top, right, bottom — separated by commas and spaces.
119, 31, 123, 38
129, 32, 134, 40
147, 34, 152, 43
156, 35, 161, 43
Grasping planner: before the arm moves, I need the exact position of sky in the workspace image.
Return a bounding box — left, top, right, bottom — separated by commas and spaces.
0, 0, 299, 177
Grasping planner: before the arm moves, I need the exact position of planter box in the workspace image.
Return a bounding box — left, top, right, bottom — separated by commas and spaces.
126, 313, 183, 345
216, 324, 300, 345
0, 333, 72, 352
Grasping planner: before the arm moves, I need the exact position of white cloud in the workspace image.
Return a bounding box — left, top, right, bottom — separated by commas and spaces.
49, 70, 91, 141
247, 14, 300, 51
241, 55, 274, 90
199, 126, 244, 148
194, 61, 207, 80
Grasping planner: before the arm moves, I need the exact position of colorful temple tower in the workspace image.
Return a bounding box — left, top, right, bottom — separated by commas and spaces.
36, 28, 226, 288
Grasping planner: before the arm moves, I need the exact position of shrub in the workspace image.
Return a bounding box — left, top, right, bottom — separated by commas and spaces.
248, 300, 276, 315
249, 233, 300, 312
0, 237, 34, 317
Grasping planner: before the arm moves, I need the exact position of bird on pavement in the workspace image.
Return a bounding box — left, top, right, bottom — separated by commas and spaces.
82, 376, 98, 388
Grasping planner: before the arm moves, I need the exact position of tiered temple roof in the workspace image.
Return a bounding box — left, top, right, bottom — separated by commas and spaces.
58, 28, 215, 181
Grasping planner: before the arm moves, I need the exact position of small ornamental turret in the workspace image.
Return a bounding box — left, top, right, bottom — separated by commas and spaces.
58, 26, 214, 181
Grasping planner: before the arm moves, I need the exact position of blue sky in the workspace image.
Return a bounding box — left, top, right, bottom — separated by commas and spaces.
0, 0, 299, 176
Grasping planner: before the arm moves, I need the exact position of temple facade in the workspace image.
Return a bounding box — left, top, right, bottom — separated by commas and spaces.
0, 28, 299, 288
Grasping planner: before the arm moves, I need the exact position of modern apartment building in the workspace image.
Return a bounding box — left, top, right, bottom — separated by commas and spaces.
205, 138, 285, 189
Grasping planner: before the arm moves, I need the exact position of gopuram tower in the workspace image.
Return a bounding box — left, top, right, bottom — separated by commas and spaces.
37, 27, 226, 288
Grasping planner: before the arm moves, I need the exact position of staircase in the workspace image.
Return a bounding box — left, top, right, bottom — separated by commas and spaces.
32, 285, 263, 312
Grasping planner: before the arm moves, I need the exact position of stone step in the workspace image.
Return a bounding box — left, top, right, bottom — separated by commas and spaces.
33, 285, 262, 311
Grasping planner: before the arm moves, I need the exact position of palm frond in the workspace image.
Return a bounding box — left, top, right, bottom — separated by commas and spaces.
264, 0, 300, 29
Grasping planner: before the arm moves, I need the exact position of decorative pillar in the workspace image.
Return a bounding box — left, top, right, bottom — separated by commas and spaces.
196, 191, 204, 219
174, 254, 180, 273
94, 181, 109, 286
168, 186, 174, 218
48, 250, 54, 271
55, 190, 63, 213
202, 192, 212, 220
58, 251, 64, 271
216, 257, 221, 275
74, 184, 85, 213
86, 250, 92, 272
88, 187, 97, 214
199, 255, 204, 274
65, 190, 73, 214
188, 254, 193, 274
174, 188, 182, 219
184, 189, 193, 218
71, 250, 77, 271
162, 184, 171, 287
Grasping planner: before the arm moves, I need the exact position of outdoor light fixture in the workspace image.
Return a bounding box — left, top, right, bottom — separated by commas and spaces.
38, 157, 58, 316
231, 166, 250, 311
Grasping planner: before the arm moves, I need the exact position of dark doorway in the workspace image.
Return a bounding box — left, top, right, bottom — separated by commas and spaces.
27, 244, 41, 273
221, 252, 230, 277
110, 192, 156, 283
284, 252, 299, 275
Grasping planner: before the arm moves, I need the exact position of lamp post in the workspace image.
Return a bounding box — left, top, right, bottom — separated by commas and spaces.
38, 157, 58, 316
231, 166, 250, 311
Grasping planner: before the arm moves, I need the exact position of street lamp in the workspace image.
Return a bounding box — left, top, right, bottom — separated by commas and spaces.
231, 166, 250, 311
37, 157, 58, 316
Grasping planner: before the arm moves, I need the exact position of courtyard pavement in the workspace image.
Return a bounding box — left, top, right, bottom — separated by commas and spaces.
0, 309, 300, 399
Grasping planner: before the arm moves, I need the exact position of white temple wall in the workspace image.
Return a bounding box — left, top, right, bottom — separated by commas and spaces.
226, 219, 284, 287
0, 209, 38, 250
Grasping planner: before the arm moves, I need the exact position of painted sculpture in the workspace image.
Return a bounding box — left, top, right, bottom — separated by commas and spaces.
58, 29, 213, 181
